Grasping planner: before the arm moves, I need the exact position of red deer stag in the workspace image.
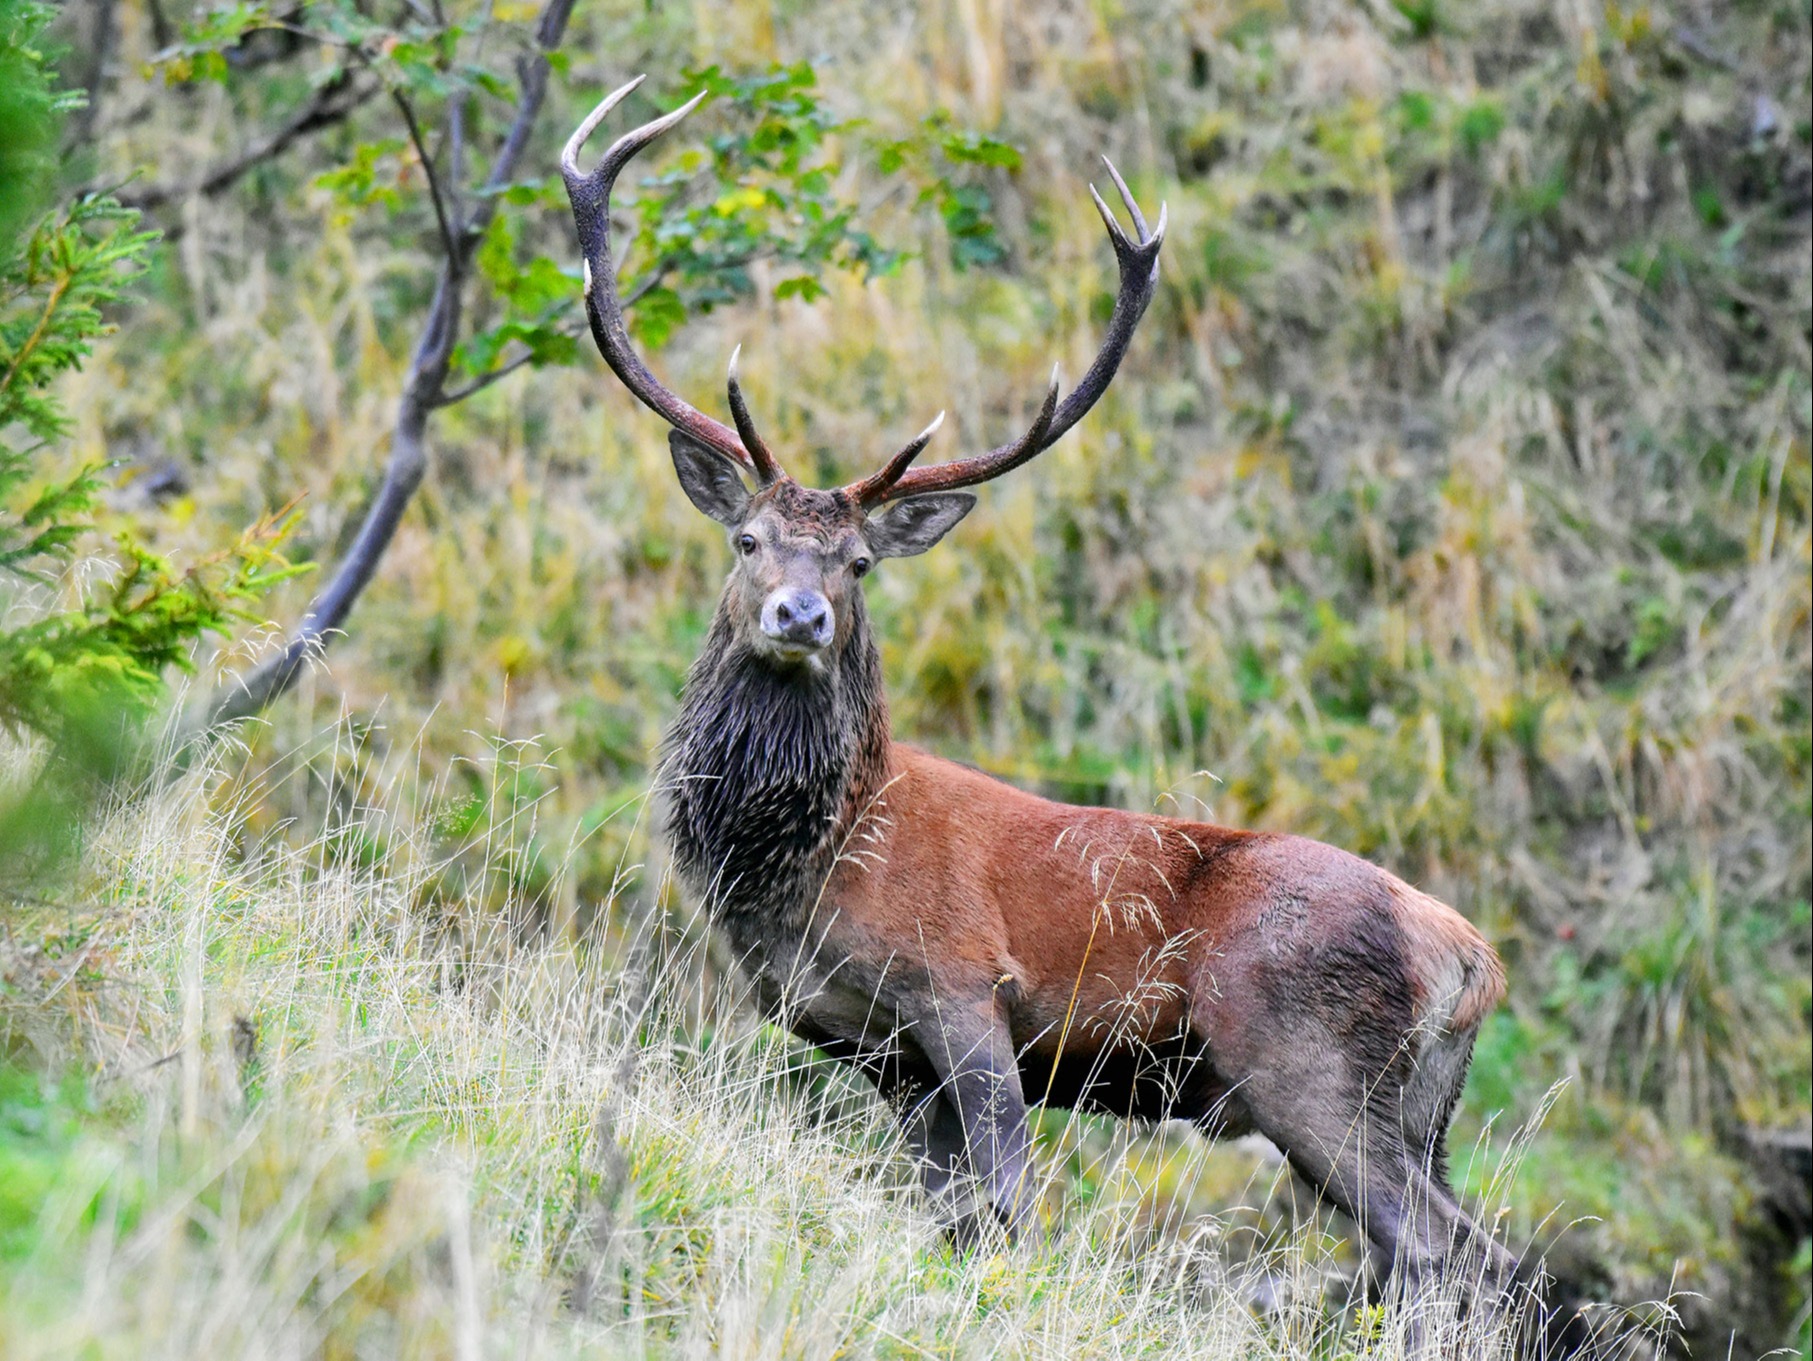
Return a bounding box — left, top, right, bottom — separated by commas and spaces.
561, 78, 1590, 1352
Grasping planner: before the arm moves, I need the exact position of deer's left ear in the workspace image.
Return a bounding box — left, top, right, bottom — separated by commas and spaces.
863, 491, 977, 559
670, 430, 753, 527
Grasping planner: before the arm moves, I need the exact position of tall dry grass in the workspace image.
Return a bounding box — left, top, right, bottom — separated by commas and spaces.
0, 734, 1681, 1359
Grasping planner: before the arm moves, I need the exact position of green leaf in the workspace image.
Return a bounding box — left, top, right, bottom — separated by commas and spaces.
940, 130, 1022, 171
1396, 90, 1436, 134
1457, 99, 1505, 155
773, 275, 826, 303
627, 286, 686, 349
312, 139, 409, 211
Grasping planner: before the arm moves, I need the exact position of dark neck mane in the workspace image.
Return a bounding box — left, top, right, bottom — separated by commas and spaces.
658, 590, 890, 932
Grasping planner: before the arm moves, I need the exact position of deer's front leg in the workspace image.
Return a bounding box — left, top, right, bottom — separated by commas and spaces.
913, 1000, 1035, 1243
791, 1023, 994, 1237
896, 1086, 978, 1224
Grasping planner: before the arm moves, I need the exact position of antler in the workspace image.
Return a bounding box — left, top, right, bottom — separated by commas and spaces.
561, 77, 785, 485
847, 160, 1165, 507
563, 80, 1160, 504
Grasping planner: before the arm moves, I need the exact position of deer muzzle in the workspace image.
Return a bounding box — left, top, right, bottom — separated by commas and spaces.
761, 587, 833, 655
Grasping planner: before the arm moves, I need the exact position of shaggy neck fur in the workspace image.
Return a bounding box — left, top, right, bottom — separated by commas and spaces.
659, 585, 891, 938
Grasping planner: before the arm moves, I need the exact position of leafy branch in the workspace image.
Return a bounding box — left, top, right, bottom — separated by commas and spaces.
0, 19, 307, 864
120, 70, 379, 211
195, 0, 583, 735
118, 3, 1024, 742
0, 195, 304, 747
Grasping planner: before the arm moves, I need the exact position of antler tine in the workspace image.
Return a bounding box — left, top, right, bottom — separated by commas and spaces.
726, 346, 786, 485
561, 80, 756, 473
1088, 182, 1133, 252
559, 76, 647, 182
866, 369, 1061, 502
848, 410, 946, 507
1099, 155, 1150, 242
858, 161, 1165, 505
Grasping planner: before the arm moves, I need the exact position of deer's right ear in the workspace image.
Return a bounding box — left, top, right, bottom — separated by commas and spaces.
669, 431, 753, 527
863, 491, 977, 558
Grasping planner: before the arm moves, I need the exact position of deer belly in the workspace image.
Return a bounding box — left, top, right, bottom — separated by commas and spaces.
1016, 1027, 1240, 1127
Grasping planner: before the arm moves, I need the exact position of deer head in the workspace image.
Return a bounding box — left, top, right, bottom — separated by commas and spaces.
561, 77, 1165, 670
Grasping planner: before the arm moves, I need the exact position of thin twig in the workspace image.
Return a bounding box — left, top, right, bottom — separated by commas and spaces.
391, 86, 460, 265
622, 264, 674, 309
1670, 24, 1741, 73
434, 253, 678, 408
433, 347, 540, 408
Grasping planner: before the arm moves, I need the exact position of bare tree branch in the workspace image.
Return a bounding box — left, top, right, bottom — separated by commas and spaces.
448, 89, 469, 236
390, 86, 460, 263
144, 0, 174, 50
433, 346, 542, 408
122, 74, 379, 211
196, 0, 580, 738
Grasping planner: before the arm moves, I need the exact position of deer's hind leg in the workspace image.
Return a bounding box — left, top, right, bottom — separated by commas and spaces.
1216, 1015, 1598, 1355
1202, 1000, 1515, 1306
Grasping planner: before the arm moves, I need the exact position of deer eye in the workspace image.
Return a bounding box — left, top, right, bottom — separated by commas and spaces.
738, 533, 757, 555
851, 557, 871, 579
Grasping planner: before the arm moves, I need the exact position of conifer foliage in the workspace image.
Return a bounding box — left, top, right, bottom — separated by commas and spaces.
0, 0, 296, 861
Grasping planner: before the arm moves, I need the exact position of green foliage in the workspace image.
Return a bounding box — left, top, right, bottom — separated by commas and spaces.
0, 201, 297, 759
619, 61, 901, 338
0, 32, 297, 867
460, 56, 1022, 360
158, 3, 1012, 372
488, 56, 1023, 349
1, 197, 150, 452
311, 137, 410, 212
0, 1063, 121, 1266
876, 111, 1023, 271
0, 0, 67, 247
460, 211, 580, 373
0, 523, 298, 743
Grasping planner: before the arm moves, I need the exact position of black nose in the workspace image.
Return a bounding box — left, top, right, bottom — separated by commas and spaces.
763, 588, 832, 649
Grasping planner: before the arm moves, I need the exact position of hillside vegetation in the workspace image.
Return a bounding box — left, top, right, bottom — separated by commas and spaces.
4, 0, 1809, 1355
2, 753, 1574, 1358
